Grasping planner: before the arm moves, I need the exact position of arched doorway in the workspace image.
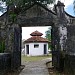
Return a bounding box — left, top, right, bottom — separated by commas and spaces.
11, 2, 56, 70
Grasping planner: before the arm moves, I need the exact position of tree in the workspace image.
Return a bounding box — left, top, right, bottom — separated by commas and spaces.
1, 0, 56, 22
0, 1, 6, 15
0, 39, 5, 53
45, 27, 51, 49
2, 0, 56, 7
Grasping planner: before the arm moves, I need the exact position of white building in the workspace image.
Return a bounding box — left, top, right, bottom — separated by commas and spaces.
23, 30, 49, 56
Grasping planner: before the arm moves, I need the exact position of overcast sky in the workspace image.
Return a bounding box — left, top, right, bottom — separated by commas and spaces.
22, 26, 51, 40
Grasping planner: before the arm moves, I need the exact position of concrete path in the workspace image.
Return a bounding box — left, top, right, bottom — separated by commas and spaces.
19, 58, 52, 75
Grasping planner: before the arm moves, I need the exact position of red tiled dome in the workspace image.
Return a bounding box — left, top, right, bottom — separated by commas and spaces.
24, 30, 49, 43
24, 36, 49, 43
30, 30, 43, 36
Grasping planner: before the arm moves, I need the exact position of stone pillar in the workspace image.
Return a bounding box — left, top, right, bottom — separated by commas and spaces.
54, 1, 67, 51
10, 24, 21, 70
52, 1, 67, 71
4, 23, 21, 70
51, 25, 61, 68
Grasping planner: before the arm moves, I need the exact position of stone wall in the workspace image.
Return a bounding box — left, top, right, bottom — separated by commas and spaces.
0, 53, 11, 75
64, 54, 75, 75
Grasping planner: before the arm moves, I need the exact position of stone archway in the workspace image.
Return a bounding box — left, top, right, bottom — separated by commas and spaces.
0, 1, 64, 70
8, 2, 58, 70
15, 2, 56, 70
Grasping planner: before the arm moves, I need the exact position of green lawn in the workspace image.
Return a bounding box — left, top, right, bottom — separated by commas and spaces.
21, 54, 52, 62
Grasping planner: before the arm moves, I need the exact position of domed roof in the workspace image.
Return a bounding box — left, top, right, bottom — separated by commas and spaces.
24, 36, 49, 43
30, 30, 43, 36
24, 30, 49, 43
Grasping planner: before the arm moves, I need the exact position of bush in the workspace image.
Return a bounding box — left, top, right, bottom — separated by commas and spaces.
0, 41, 5, 53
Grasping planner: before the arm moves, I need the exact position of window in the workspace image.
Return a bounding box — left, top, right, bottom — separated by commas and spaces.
34, 44, 39, 48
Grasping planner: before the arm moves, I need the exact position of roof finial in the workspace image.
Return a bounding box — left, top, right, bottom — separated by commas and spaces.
57, 0, 65, 6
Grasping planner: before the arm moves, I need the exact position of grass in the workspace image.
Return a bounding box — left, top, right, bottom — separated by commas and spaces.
21, 54, 52, 62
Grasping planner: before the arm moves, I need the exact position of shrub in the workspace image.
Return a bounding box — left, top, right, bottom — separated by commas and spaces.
0, 41, 5, 53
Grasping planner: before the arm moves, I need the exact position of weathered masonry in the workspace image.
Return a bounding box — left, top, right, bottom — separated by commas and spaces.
0, 1, 75, 74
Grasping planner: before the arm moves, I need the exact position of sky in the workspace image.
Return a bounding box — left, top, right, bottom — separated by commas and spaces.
64, 0, 75, 16
22, 26, 50, 40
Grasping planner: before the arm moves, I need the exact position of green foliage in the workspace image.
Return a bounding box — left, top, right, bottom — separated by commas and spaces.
9, 11, 17, 22
3, 0, 55, 6
0, 1, 6, 14
45, 27, 51, 49
2, 0, 56, 22
0, 41, 5, 53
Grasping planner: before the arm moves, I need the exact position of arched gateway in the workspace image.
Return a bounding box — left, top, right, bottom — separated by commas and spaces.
0, 1, 75, 72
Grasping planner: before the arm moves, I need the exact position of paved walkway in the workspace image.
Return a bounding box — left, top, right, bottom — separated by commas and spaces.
19, 58, 52, 75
